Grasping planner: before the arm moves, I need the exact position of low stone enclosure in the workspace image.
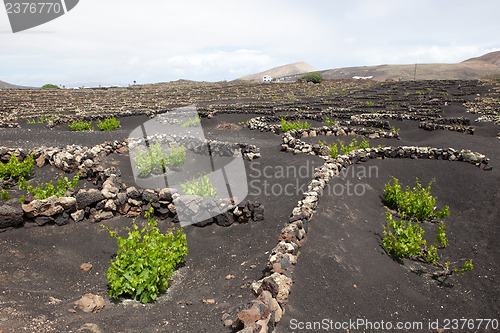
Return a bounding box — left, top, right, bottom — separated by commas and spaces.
229, 120, 491, 332
0, 106, 493, 332
0, 137, 263, 230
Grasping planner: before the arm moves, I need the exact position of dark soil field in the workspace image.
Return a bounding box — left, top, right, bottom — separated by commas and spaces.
0, 79, 498, 333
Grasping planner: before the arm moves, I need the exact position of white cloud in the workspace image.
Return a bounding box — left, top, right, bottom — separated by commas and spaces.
0, 0, 499, 86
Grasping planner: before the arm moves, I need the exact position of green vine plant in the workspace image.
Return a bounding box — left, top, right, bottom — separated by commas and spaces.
97, 117, 121, 131
0, 155, 34, 181
319, 137, 371, 159
324, 116, 337, 126
280, 118, 312, 133
1, 189, 11, 201
105, 206, 188, 304
178, 116, 201, 127
381, 177, 473, 281
383, 177, 450, 221
69, 120, 94, 131
134, 141, 186, 177
181, 174, 217, 198
18, 172, 80, 202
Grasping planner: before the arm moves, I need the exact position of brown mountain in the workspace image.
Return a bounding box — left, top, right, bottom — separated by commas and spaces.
319, 51, 500, 81
0, 80, 34, 89
239, 62, 318, 82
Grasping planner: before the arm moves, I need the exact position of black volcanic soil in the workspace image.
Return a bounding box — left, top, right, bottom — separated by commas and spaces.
0, 80, 499, 333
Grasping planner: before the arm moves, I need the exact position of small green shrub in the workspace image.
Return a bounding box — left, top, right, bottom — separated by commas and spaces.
69, 120, 93, 131
1, 189, 11, 201
319, 137, 371, 159
179, 116, 201, 127
338, 137, 370, 156
390, 126, 400, 134
167, 145, 186, 168
382, 213, 425, 258
0, 155, 34, 180
435, 222, 448, 248
135, 141, 168, 177
18, 172, 80, 201
41, 84, 60, 89
134, 142, 186, 177
281, 118, 312, 133
325, 116, 336, 126
97, 117, 120, 131
382, 213, 472, 274
457, 259, 474, 274
181, 174, 217, 198
383, 177, 450, 221
302, 72, 323, 84
26, 115, 56, 124
105, 207, 188, 304
365, 101, 375, 106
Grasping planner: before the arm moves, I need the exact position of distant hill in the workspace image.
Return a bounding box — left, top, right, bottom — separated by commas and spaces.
239, 62, 318, 82
0, 80, 34, 89
318, 51, 500, 81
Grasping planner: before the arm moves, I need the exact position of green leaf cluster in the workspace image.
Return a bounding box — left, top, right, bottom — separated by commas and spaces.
281, 118, 312, 133
178, 116, 201, 127
324, 116, 336, 126
382, 213, 424, 258
382, 178, 472, 274
106, 207, 188, 304
301, 72, 323, 83
97, 117, 121, 131
134, 141, 186, 177
383, 214, 450, 264
325, 137, 371, 159
41, 84, 60, 89
181, 174, 217, 198
69, 120, 93, 131
383, 177, 450, 221
0, 155, 34, 180
1, 189, 11, 201
18, 172, 80, 200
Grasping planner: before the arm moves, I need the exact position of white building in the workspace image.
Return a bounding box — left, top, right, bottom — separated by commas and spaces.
262, 75, 273, 82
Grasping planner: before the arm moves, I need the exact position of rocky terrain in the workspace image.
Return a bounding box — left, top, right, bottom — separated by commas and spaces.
0, 78, 498, 332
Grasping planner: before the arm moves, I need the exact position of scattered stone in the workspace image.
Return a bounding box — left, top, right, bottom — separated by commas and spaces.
126, 186, 141, 199
71, 209, 85, 222
0, 204, 23, 229
237, 309, 260, 326
22, 196, 64, 218
59, 197, 77, 212
80, 263, 92, 271
76, 189, 104, 210
54, 212, 70, 226
92, 210, 114, 222
48, 296, 62, 304
203, 299, 215, 304
74, 294, 105, 313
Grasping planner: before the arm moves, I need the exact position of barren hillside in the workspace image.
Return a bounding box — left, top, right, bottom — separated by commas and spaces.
239, 62, 318, 81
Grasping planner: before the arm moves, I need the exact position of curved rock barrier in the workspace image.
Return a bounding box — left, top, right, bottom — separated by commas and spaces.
0, 135, 262, 229
231, 145, 489, 332
419, 121, 474, 135
1, 171, 265, 229
247, 115, 399, 141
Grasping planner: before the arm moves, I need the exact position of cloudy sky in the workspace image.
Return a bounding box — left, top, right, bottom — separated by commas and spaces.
1, 0, 499, 87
